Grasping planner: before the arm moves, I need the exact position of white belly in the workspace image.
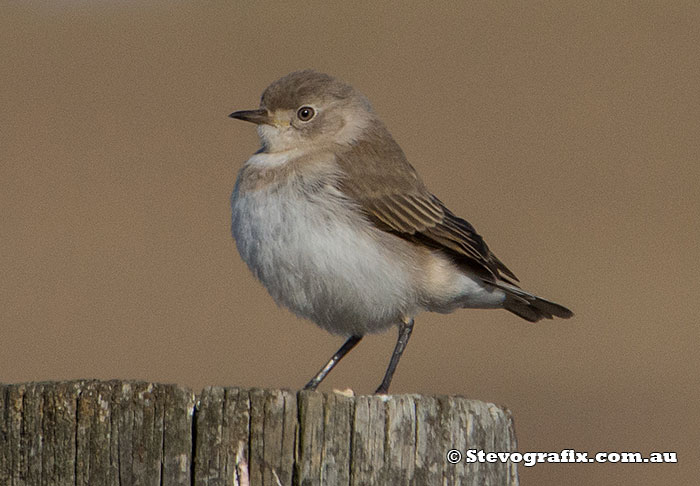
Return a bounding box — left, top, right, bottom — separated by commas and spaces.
231, 175, 419, 336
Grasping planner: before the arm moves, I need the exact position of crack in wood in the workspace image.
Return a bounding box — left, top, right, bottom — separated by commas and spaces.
0, 381, 517, 486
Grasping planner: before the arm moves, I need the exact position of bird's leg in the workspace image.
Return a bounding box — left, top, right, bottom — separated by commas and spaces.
375, 317, 415, 394
303, 335, 363, 391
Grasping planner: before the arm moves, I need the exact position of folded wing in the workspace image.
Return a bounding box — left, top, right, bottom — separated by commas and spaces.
335, 129, 518, 285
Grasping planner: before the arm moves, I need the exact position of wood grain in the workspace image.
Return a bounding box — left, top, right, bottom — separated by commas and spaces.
0, 381, 517, 485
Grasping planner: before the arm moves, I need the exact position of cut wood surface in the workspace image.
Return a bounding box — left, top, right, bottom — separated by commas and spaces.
0, 380, 518, 485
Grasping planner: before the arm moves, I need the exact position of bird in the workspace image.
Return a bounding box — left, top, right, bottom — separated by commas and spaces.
229, 70, 572, 394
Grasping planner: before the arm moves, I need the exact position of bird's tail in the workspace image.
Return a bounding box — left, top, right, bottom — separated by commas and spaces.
491, 282, 573, 322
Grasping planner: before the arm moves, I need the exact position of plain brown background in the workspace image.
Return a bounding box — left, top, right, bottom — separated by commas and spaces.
2, 2, 698, 485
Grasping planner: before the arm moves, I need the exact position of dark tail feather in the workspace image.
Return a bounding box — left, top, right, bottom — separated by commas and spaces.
492, 282, 573, 322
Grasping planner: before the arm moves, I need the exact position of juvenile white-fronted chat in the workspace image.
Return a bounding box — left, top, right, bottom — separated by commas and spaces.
229, 70, 572, 394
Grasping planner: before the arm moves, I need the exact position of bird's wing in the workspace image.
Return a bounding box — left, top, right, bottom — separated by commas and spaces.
335, 130, 519, 284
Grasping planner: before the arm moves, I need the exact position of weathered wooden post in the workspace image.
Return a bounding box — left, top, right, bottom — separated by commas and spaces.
0, 381, 518, 485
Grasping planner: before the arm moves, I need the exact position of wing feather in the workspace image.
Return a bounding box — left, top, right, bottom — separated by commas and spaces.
335, 128, 519, 283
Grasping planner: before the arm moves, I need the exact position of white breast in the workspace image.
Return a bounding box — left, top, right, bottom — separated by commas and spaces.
230, 157, 419, 336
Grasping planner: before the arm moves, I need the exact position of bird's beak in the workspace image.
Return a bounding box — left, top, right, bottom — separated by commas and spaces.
229, 109, 272, 125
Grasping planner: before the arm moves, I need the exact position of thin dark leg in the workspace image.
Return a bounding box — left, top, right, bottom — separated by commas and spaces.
303, 335, 363, 391
375, 318, 415, 394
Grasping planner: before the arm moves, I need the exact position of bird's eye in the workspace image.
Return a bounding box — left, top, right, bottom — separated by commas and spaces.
297, 106, 315, 122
